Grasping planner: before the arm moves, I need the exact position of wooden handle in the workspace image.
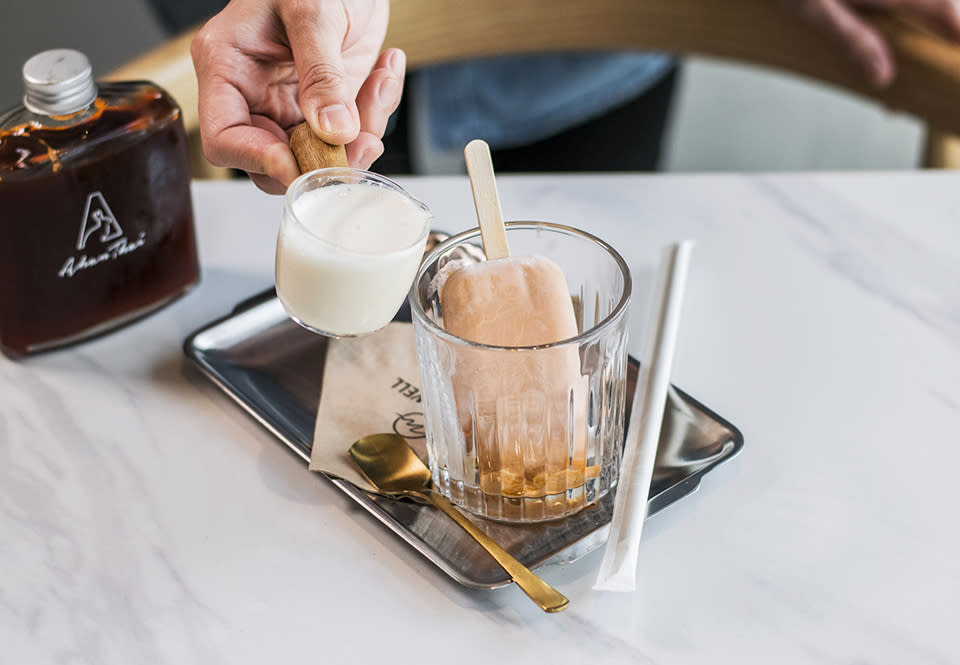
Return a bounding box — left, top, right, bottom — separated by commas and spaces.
464, 139, 510, 260
289, 122, 348, 173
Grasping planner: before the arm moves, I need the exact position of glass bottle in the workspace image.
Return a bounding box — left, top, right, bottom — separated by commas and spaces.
0, 49, 200, 356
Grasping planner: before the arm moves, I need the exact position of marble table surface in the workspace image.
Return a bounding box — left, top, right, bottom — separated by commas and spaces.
3, 172, 958, 664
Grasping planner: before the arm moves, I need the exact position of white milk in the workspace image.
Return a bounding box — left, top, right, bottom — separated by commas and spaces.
276, 181, 431, 336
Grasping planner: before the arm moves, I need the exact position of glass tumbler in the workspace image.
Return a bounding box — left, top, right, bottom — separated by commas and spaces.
410, 222, 632, 522
276, 168, 432, 338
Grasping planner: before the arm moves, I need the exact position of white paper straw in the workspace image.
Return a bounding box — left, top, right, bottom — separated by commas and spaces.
593, 240, 694, 592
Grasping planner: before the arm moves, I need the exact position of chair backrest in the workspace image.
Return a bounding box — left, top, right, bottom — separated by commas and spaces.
109, 0, 960, 173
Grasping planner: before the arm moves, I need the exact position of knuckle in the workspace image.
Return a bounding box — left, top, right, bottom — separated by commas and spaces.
280, 0, 319, 25
299, 62, 347, 95
281, 0, 307, 22
199, 134, 227, 168
262, 142, 288, 173
190, 22, 218, 63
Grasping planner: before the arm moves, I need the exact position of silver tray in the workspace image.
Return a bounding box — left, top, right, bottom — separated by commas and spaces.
183, 288, 743, 589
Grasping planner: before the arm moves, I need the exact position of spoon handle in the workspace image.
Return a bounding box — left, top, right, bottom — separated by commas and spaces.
425, 491, 569, 613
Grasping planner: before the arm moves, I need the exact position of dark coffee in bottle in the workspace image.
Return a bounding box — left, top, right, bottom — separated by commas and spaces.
0, 49, 200, 356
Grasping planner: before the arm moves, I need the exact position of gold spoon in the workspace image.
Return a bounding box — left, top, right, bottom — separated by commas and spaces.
349, 433, 570, 613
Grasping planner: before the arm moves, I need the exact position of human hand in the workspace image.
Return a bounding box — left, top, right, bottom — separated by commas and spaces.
191, 0, 402, 194
779, 0, 960, 86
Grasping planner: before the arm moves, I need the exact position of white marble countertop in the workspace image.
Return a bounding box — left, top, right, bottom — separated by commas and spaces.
3, 172, 958, 663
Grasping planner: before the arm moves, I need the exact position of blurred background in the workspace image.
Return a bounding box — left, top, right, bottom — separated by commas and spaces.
0, 0, 924, 172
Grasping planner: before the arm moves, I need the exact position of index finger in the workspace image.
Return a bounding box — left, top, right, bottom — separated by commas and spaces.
851, 0, 960, 40
785, 0, 895, 85
192, 40, 300, 185
199, 74, 299, 182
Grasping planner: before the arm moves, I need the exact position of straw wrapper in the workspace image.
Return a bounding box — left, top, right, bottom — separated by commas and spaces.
593, 241, 694, 592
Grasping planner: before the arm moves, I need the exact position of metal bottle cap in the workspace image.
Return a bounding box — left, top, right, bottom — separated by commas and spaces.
23, 49, 98, 116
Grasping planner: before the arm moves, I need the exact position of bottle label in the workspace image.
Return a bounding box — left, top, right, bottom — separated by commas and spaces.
58, 191, 147, 279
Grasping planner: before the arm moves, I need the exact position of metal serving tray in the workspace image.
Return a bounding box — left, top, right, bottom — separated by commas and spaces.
184, 288, 743, 589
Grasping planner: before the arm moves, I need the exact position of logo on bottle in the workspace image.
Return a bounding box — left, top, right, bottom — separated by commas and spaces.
77, 192, 123, 250
57, 192, 147, 279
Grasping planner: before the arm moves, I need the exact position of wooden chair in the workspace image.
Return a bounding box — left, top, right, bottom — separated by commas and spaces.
106, 0, 960, 178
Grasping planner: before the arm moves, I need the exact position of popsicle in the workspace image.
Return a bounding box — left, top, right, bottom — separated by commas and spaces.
439, 140, 587, 503
441, 254, 578, 346
443, 140, 578, 346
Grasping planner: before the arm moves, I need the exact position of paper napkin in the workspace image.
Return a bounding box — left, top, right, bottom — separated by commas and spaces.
308, 321, 428, 491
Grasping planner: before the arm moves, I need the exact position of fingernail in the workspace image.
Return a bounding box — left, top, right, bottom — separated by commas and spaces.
387, 49, 406, 74
378, 77, 401, 106
870, 52, 892, 87
317, 104, 353, 136
360, 144, 383, 169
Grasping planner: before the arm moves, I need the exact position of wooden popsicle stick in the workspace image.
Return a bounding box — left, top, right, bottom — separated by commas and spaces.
464, 139, 510, 260
289, 122, 348, 173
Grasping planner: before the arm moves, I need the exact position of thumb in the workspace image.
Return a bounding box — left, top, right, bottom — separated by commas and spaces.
283, 7, 360, 144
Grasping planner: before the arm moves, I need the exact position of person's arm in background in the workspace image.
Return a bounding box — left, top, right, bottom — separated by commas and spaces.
779, 0, 960, 86
190, 0, 400, 194
189, 0, 960, 191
